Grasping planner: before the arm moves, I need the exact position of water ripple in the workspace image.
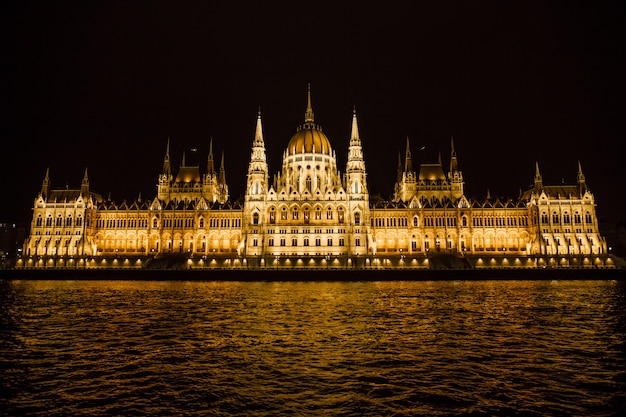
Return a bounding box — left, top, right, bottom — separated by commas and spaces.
1, 279, 625, 416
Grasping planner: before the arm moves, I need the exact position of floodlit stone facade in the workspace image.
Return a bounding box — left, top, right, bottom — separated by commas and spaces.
18, 87, 613, 270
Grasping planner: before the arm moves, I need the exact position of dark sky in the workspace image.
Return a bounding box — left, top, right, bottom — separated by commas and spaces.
2, 1, 624, 224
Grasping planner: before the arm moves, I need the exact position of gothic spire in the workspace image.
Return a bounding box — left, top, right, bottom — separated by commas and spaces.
449, 136, 458, 172
404, 137, 412, 172
207, 138, 215, 174
347, 107, 366, 175
219, 152, 226, 184
81, 167, 89, 195
163, 138, 171, 175
41, 167, 50, 198
304, 83, 314, 123
577, 160, 587, 193
534, 161, 543, 189
350, 106, 361, 145
254, 107, 265, 147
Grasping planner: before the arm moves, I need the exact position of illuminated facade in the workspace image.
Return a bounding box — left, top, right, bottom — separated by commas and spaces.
18, 87, 613, 269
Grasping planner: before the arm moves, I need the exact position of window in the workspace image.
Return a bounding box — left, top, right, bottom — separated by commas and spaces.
304, 237, 309, 246
327, 209, 333, 220
339, 237, 345, 246
292, 208, 298, 220
269, 209, 276, 224
253, 213, 259, 225
268, 238, 274, 246
280, 238, 286, 246
292, 238, 297, 246
327, 238, 333, 246
281, 208, 287, 220
413, 217, 419, 227
315, 238, 321, 246
355, 237, 360, 247
354, 212, 361, 225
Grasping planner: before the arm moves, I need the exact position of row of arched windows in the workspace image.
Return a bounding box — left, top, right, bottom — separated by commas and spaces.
540, 211, 592, 225
35, 214, 83, 228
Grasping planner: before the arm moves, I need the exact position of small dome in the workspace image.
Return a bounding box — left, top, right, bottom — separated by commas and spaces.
286, 124, 333, 156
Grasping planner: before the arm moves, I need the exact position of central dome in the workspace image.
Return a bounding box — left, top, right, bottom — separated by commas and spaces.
286, 124, 333, 156
285, 84, 333, 157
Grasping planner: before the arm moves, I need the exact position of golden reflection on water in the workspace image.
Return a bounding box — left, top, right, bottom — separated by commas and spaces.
2, 279, 625, 416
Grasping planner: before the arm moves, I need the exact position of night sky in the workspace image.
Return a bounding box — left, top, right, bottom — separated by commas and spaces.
2, 1, 624, 225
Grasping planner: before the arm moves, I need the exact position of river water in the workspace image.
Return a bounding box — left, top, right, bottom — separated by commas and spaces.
1, 278, 625, 416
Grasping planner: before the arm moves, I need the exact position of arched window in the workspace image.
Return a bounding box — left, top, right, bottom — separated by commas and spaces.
152, 218, 158, 228
413, 216, 419, 227
354, 212, 361, 225
306, 176, 312, 192
269, 208, 276, 224
253, 213, 259, 225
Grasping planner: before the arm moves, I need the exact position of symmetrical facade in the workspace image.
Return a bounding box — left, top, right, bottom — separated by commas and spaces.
18, 87, 613, 269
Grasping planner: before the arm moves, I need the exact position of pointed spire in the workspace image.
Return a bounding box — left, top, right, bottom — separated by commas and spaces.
41, 167, 50, 198
207, 138, 215, 174
304, 83, 314, 123
219, 152, 226, 184
577, 160, 587, 193
449, 136, 458, 172
163, 138, 171, 175
181, 151, 186, 167
350, 106, 360, 144
254, 107, 265, 146
534, 161, 543, 189
405, 137, 412, 172
81, 167, 89, 195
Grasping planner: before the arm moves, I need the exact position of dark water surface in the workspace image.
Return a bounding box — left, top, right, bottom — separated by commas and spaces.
1, 278, 625, 416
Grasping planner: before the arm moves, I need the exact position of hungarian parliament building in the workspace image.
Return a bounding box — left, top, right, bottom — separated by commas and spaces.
17, 87, 615, 270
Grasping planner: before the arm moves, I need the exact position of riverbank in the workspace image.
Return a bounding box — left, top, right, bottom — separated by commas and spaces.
2, 266, 625, 281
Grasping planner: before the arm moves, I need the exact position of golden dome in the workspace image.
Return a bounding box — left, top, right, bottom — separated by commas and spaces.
286, 124, 333, 156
